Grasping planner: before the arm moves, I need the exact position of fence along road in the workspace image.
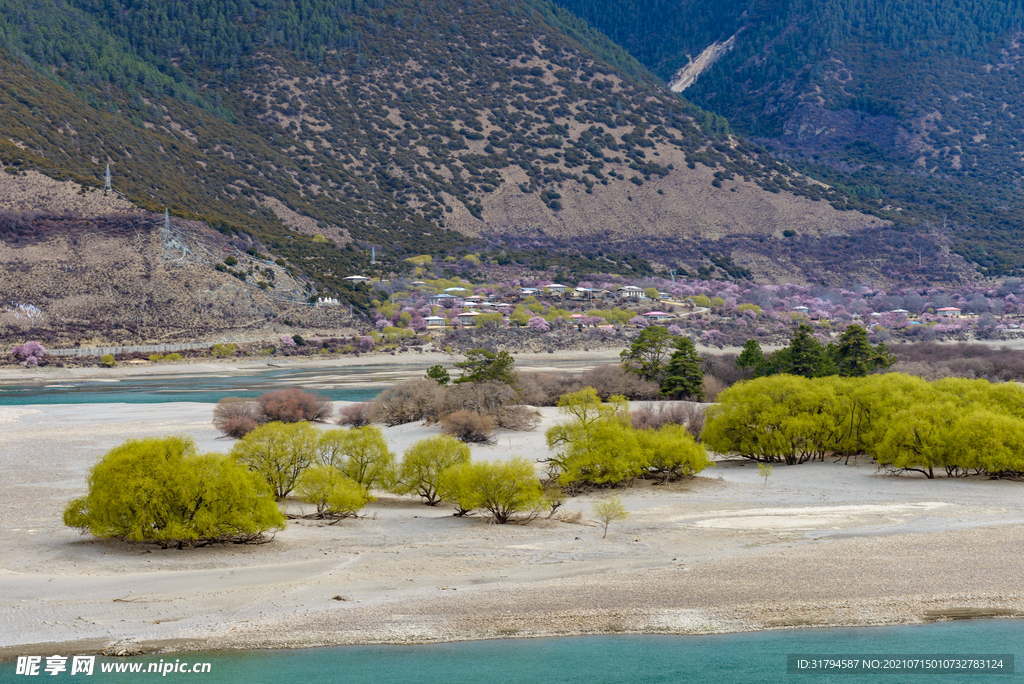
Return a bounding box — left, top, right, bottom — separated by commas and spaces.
47, 342, 222, 358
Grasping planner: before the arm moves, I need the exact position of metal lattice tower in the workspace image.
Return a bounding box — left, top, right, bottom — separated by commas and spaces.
103, 164, 112, 192
371, 247, 376, 265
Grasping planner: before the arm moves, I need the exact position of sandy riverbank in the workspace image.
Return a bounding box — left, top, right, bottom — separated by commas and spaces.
1, 400, 1023, 658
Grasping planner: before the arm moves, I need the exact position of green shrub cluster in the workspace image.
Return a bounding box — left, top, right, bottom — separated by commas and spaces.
211, 343, 236, 358
148, 352, 184, 362
545, 388, 712, 488
704, 374, 1024, 478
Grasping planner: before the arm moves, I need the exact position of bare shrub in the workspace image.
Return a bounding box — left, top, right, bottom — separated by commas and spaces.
439, 380, 541, 430
578, 364, 660, 401
631, 401, 706, 440
222, 415, 258, 438
500, 404, 543, 431
684, 406, 706, 442
441, 410, 496, 443
257, 388, 334, 423
370, 378, 443, 426
336, 402, 373, 427
889, 342, 1024, 382
517, 372, 580, 406
518, 365, 660, 406
700, 353, 746, 387
213, 397, 260, 437
888, 360, 953, 382
701, 376, 727, 402
630, 402, 684, 430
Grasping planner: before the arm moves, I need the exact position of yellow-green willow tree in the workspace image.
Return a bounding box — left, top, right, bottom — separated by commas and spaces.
64, 436, 284, 547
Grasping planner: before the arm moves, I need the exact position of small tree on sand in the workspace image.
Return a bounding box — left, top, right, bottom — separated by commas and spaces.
426, 365, 451, 385
591, 496, 628, 538
232, 422, 320, 498
438, 457, 544, 523
63, 436, 283, 548
295, 466, 372, 519
393, 435, 471, 505
315, 426, 396, 493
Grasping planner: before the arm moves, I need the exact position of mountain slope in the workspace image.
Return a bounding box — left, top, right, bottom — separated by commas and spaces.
0, 0, 960, 291
550, 0, 1024, 276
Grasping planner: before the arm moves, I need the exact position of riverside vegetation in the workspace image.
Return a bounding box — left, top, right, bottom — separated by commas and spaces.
705, 374, 1024, 479
64, 371, 1023, 550
63, 335, 1022, 548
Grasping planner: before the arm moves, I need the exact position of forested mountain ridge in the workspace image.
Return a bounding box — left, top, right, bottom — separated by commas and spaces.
0, 0, 965, 296
551, 0, 1024, 276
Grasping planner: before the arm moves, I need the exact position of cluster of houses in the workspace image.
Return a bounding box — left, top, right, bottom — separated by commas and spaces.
792, 305, 964, 321
337, 276, 682, 328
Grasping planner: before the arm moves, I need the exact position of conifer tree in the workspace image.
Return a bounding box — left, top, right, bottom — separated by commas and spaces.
660, 337, 704, 400
833, 324, 894, 376
620, 326, 673, 382
736, 339, 766, 375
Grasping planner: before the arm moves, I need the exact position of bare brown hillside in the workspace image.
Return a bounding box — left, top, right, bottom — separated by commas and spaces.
0, 211, 357, 348
448, 144, 873, 241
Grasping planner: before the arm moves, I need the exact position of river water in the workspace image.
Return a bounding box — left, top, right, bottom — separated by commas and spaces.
2, 621, 1020, 683
0, 366, 391, 405
0, 358, 614, 405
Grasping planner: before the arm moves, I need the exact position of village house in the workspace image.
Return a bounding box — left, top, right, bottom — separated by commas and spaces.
572, 287, 594, 300
936, 307, 962, 318
618, 285, 644, 300
428, 293, 461, 306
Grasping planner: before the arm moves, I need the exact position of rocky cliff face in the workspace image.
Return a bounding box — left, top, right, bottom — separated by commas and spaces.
0, 210, 353, 347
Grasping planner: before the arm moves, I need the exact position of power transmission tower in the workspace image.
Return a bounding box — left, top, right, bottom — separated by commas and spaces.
103, 164, 112, 192
371, 246, 376, 265
670, 268, 677, 285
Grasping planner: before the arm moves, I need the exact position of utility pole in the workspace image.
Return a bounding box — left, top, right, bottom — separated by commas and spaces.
103, 164, 112, 193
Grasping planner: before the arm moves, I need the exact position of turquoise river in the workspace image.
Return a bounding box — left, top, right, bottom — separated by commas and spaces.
2, 621, 1021, 683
